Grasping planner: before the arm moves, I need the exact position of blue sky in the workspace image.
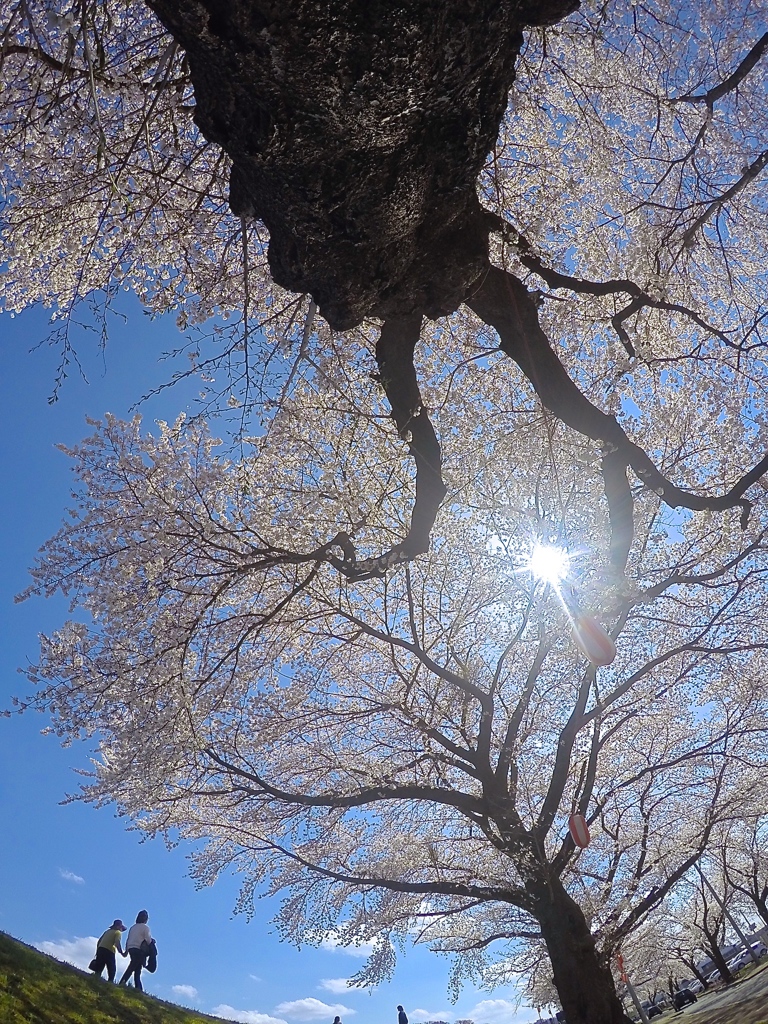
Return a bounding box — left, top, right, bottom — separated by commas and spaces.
0, 298, 536, 1024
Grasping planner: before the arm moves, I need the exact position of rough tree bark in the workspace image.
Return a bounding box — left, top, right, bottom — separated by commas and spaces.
704, 941, 734, 987
530, 873, 631, 1024
145, 0, 576, 328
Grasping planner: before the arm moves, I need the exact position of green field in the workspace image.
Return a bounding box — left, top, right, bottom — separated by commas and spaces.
0, 931, 228, 1024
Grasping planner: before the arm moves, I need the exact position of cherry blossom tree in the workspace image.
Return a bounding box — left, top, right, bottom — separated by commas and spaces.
720, 817, 768, 928
672, 872, 737, 986
6, 2, 768, 1024
18, 359, 768, 1024
4, 0, 768, 569
596, 809, 768, 1001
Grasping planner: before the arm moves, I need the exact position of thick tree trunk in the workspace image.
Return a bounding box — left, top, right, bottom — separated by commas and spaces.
530, 874, 631, 1024
704, 938, 733, 986
750, 894, 768, 927
682, 957, 709, 989
145, 0, 577, 328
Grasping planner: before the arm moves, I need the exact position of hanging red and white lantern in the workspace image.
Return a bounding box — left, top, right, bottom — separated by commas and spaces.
571, 615, 616, 667
568, 812, 591, 849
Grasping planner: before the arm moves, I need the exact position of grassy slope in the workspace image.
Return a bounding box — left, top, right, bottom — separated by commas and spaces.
0, 931, 228, 1024
680, 983, 768, 1024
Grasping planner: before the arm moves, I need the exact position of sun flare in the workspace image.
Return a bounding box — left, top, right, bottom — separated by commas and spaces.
527, 543, 570, 585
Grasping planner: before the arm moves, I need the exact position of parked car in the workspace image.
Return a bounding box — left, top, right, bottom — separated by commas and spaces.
672, 989, 698, 1011
727, 950, 752, 972
640, 1000, 663, 1019
727, 943, 768, 972
686, 979, 704, 994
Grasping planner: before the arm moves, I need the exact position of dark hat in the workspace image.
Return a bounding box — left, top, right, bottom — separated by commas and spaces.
112, 919, 126, 930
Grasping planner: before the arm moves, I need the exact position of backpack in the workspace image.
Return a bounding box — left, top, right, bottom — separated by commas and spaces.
143, 939, 158, 973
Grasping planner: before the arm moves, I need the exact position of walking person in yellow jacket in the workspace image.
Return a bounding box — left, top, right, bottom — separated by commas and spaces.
90, 920, 127, 982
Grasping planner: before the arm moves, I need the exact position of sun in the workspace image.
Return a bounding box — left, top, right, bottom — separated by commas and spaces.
527, 543, 570, 585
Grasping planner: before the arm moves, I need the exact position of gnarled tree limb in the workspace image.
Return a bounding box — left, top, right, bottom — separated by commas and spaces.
466, 264, 768, 571
681, 148, 768, 248
375, 316, 448, 558
487, 213, 738, 356
674, 32, 768, 107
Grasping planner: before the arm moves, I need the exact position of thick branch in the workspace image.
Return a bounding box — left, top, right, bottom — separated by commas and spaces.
532, 667, 594, 841
440, 928, 543, 950
549, 718, 603, 875
682, 148, 768, 247
206, 748, 485, 818
331, 606, 487, 705
487, 214, 738, 356
674, 32, 768, 107
254, 833, 533, 908
494, 637, 549, 795
1, 42, 186, 91
601, 448, 634, 573
375, 315, 448, 557
305, 317, 451, 581
2, 43, 75, 76
488, 214, 639, 299
466, 264, 768, 569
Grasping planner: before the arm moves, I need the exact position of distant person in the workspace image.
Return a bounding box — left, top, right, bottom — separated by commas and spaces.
119, 910, 152, 990
398, 1006, 408, 1024
89, 919, 127, 982
333, 1017, 342, 1024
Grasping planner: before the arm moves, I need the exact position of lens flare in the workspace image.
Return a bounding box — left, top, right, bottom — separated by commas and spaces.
524, 542, 618, 666
571, 615, 617, 667
527, 543, 570, 585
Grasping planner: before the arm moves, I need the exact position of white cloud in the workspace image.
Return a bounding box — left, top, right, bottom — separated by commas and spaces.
467, 999, 529, 1024
409, 1010, 454, 1023
275, 997, 355, 1020
212, 1007, 288, 1024
319, 979, 352, 994
34, 936, 97, 972
172, 984, 199, 1001
58, 869, 85, 885
319, 933, 376, 958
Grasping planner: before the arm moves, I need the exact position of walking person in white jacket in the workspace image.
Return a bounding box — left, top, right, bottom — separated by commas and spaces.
119, 910, 152, 990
